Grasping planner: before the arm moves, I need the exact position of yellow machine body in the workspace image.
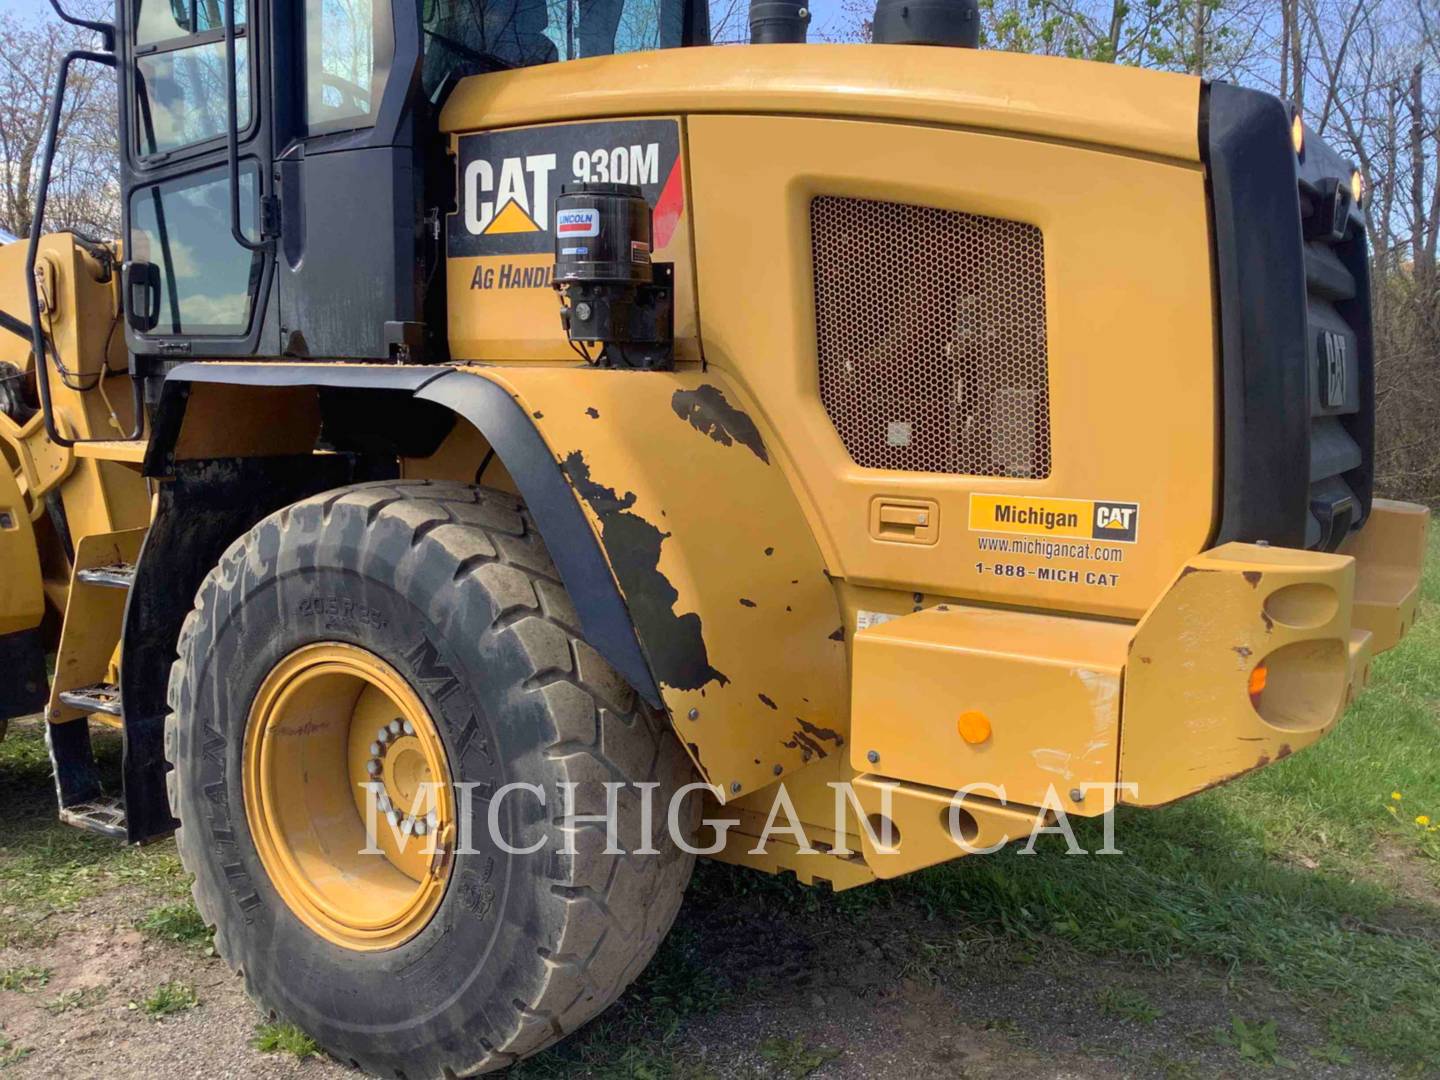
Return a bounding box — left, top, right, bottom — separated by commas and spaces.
0, 46, 1426, 885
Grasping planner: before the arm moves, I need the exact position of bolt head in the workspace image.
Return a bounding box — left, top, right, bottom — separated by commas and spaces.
866, 750, 880, 764
403, 720, 415, 736
369, 741, 381, 757
687, 707, 699, 721
376, 727, 390, 743
366, 759, 382, 776
389, 719, 403, 735
730, 781, 742, 794
773, 764, 783, 776
1069, 787, 1085, 802
414, 819, 428, 837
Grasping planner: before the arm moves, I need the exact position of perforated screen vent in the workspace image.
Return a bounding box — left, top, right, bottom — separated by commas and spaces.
810, 196, 1051, 478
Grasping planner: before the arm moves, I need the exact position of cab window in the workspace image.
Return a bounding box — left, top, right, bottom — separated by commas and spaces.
420, 0, 707, 100
305, 0, 396, 133
133, 0, 252, 157
129, 165, 263, 336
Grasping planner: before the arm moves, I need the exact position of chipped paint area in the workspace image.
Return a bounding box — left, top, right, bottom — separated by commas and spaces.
670, 385, 769, 463
561, 450, 728, 692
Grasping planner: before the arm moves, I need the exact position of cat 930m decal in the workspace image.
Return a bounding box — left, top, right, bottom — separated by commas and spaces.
448, 119, 684, 260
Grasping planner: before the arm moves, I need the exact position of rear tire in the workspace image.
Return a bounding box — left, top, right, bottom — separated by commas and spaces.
165, 480, 696, 1076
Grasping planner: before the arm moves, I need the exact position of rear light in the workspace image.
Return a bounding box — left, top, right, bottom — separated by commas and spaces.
1248, 662, 1269, 709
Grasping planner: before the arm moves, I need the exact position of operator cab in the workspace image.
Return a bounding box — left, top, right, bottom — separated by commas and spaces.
118, 0, 708, 372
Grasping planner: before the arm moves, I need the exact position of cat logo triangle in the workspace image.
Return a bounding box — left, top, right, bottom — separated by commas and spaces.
483, 199, 541, 235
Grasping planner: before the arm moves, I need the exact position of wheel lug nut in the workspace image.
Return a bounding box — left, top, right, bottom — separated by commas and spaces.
389, 719, 403, 736
414, 819, 427, 837
387, 809, 400, 827
402, 720, 414, 736
366, 758, 382, 776
426, 811, 437, 830
376, 727, 390, 744
369, 741, 382, 756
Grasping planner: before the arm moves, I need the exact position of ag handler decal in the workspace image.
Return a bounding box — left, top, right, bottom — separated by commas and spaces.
448, 119, 683, 260
969, 494, 1140, 544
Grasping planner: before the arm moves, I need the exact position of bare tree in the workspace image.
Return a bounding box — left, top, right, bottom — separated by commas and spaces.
0, 8, 120, 240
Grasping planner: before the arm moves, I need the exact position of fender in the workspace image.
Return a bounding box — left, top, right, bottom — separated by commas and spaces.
141, 363, 660, 707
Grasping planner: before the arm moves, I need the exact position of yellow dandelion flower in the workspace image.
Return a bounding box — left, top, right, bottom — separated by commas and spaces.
1417, 815, 1431, 826
1391, 791, 1403, 801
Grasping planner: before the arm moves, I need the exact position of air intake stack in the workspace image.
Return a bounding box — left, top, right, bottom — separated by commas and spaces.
871, 0, 980, 46
749, 0, 811, 43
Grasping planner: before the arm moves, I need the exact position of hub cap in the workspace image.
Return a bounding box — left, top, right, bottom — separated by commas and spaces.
243, 643, 454, 950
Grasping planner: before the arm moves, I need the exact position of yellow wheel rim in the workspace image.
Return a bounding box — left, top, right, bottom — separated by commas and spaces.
243, 643, 454, 951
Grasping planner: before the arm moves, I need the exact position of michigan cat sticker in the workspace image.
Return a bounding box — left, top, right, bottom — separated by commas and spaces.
969, 494, 1140, 543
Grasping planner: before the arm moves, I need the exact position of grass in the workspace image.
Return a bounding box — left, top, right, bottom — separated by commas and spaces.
0, 1033, 31, 1070
253, 1021, 322, 1059
136, 902, 212, 950
0, 965, 50, 992
0, 722, 188, 948
1096, 986, 1162, 1024
42, 986, 107, 1015
134, 979, 198, 1019
756, 1035, 840, 1077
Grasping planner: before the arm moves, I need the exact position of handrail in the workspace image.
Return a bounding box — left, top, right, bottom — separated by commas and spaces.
47, 0, 115, 53
25, 45, 145, 450
223, 0, 265, 251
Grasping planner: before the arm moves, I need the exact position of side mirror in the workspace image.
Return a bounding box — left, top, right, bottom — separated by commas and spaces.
122, 261, 161, 333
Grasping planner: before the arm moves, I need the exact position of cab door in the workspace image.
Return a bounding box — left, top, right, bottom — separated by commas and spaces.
120, 0, 277, 361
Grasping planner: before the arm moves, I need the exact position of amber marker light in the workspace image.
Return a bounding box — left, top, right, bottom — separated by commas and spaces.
1351, 168, 1365, 207
1291, 111, 1305, 156
1248, 662, 1269, 709
957, 710, 992, 745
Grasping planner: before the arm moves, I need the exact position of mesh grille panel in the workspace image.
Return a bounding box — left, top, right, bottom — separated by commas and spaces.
811, 196, 1051, 478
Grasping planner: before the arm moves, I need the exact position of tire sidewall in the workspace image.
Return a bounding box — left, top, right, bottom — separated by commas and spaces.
175, 509, 562, 1066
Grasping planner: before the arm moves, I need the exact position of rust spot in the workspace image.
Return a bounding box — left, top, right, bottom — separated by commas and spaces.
785, 605, 792, 612
1242, 571, 1263, 588
532, 410, 544, 419
1256, 753, 1271, 768
1276, 743, 1293, 760
739, 598, 757, 608
1232, 645, 1253, 659
585, 406, 600, 419
1138, 656, 1153, 664
790, 579, 799, 585
758, 693, 778, 710
828, 626, 844, 642
796, 717, 843, 746
1260, 610, 1274, 632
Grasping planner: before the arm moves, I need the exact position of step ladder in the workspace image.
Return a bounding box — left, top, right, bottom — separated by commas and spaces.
46, 528, 146, 839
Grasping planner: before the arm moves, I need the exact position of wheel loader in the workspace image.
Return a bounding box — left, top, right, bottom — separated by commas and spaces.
0, 0, 1427, 1073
